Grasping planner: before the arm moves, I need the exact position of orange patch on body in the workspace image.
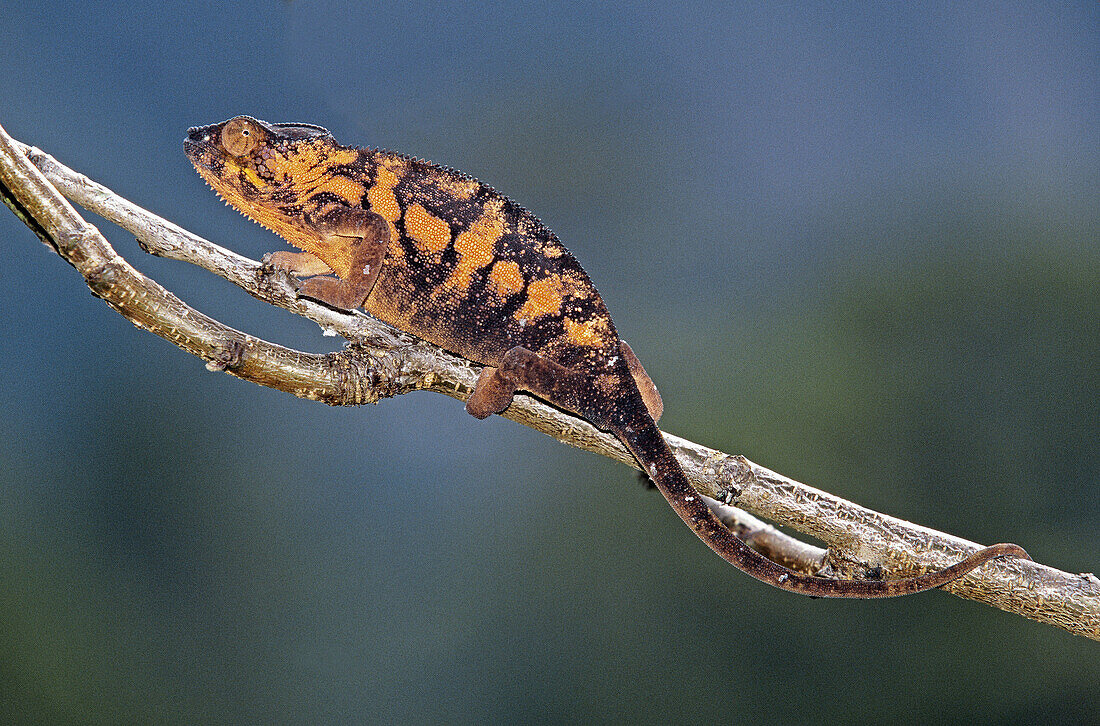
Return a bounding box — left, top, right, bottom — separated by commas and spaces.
487, 260, 525, 299
445, 201, 505, 291
563, 316, 608, 347
280, 144, 359, 183
272, 143, 327, 187
312, 174, 365, 205
331, 147, 360, 166
435, 174, 478, 200
515, 275, 565, 321
560, 272, 594, 297
404, 203, 451, 254
367, 163, 403, 241
363, 162, 407, 266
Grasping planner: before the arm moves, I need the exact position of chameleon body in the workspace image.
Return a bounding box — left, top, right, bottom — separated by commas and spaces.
186, 116, 1027, 597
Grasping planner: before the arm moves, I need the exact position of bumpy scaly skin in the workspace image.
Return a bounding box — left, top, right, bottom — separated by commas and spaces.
186, 116, 1028, 597
185, 117, 662, 426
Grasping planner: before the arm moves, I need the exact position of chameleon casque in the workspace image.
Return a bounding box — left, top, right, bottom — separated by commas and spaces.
185, 116, 1027, 598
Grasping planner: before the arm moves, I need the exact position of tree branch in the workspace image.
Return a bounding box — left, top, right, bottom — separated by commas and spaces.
2, 122, 1097, 640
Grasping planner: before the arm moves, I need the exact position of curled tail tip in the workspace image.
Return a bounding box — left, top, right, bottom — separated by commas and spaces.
615, 412, 1031, 598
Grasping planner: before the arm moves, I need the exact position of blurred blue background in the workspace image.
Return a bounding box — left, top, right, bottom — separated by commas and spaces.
1, 2, 1097, 723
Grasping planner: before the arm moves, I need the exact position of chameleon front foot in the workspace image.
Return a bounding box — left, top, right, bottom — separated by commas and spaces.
263, 250, 334, 277
298, 208, 390, 310
259, 208, 390, 311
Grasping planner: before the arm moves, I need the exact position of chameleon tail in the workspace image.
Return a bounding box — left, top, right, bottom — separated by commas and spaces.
613, 400, 1028, 598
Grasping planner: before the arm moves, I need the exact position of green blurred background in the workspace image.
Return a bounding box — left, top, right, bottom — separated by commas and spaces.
1, 2, 1096, 723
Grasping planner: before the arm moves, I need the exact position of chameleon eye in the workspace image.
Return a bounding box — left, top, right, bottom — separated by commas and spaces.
221, 118, 259, 157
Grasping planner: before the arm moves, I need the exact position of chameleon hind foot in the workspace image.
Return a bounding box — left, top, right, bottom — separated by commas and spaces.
466, 366, 518, 419
466, 347, 587, 419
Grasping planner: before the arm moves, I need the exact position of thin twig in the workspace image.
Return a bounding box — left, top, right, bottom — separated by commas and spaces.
2, 125, 1097, 640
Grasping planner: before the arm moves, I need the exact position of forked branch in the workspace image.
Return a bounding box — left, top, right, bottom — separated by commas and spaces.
1, 122, 1096, 640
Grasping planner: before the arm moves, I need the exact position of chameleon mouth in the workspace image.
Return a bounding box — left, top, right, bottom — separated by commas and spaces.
183, 124, 224, 170
183, 139, 228, 176
182, 140, 212, 170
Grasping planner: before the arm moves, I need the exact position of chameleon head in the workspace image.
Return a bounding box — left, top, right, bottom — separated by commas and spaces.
184, 116, 336, 231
